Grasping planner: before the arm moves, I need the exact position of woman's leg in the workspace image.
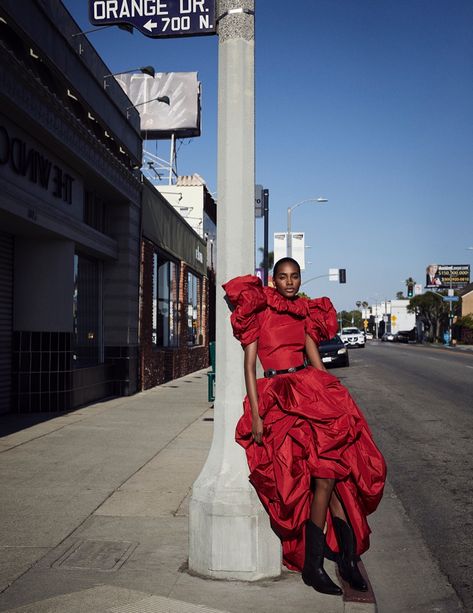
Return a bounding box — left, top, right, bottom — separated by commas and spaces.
328, 485, 367, 591
329, 486, 347, 521
304, 478, 342, 596
310, 478, 335, 527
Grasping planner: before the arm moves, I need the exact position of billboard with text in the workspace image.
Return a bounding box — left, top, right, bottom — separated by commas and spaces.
425, 264, 470, 289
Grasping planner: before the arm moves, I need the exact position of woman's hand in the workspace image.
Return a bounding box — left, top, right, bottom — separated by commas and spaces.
252, 414, 264, 445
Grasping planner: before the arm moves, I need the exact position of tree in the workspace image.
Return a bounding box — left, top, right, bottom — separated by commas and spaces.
396, 291, 405, 300
258, 247, 274, 270
407, 291, 451, 341
339, 309, 363, 329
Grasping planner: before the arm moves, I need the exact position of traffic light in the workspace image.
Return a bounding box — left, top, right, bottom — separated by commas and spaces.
407, 284, 414, 298
339, 269, 346, 284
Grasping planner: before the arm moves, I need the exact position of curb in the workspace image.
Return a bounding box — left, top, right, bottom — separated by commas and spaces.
340, 562, 377, 613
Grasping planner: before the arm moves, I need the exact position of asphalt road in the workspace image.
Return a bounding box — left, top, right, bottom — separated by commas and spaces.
335, 342, 473, 612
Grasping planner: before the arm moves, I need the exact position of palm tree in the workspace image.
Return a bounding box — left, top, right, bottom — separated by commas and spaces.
258, 248, 274, 269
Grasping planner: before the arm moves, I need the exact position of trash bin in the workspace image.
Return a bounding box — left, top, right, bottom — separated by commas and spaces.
207, 341, 216, 401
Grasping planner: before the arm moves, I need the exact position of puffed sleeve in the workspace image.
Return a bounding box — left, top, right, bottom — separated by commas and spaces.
222, 275, 267, 347
305, 297, 338, 345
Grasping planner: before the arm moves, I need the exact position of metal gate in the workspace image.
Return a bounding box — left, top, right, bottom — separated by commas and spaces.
0, 231, 13, 414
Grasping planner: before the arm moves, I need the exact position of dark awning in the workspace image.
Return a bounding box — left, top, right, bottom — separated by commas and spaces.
142, 179, 206, 276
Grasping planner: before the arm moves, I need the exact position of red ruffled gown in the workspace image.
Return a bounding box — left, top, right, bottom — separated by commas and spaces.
223, 275, 386, 573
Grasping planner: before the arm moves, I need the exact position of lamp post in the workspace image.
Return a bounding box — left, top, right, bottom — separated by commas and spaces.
103, 65, 155, 88
286, 197, 327, 257
126, 95, 170, 118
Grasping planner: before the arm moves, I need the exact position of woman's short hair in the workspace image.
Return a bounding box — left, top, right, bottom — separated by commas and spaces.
273, 257, 301, 277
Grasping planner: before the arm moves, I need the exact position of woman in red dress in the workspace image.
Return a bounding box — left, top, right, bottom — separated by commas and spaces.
223, 258, 386, 596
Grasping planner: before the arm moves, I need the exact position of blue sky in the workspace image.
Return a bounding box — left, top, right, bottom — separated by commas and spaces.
64, 0, 473, 310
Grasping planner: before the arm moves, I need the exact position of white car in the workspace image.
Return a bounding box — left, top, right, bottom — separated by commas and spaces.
340, 327, 365, 348
364, 331, 374, 341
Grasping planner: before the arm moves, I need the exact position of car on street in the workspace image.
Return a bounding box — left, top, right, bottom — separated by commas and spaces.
340, 327, 365, 348
381, 332, 395, 342
364, 331, 374, 341
318, 336, 349, 367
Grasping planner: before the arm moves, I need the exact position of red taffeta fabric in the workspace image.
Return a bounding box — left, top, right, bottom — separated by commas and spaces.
222, 275, 386, 573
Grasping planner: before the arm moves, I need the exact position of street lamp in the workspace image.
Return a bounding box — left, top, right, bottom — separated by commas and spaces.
126, 96, 170, 118
287, 197, 328, 257
103, 65, 155, 88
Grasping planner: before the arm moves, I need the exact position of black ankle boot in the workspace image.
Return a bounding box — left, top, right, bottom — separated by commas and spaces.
302, 520, 342, 595
333, 517, 368, 591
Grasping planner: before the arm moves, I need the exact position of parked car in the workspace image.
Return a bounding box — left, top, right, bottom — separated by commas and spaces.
396, 328, 417, 343
340, 327, 365, 348
364, 331, 374, 341
381, 332, 395, 342
395, 331, 409, 343
318, 336, 350, 368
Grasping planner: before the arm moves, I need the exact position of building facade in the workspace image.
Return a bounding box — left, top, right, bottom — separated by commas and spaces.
0, 0, 143, 413
139, 181, 209, 388
0, 1, 213, 414
157, 174, 216, 341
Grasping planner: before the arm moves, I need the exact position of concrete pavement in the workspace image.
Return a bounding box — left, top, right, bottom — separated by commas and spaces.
0, 369, 464, 612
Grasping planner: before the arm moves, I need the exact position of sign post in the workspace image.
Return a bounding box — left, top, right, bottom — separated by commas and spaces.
189, 1, 281, 581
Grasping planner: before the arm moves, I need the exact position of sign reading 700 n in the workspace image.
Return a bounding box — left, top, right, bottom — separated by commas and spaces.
89, 0, 216, 38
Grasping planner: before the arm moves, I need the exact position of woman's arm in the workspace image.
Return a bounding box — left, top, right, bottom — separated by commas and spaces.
243, 340, 264, 444
305, 334, 327, 371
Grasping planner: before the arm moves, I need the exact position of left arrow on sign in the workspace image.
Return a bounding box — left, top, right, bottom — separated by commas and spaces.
143, 19, 157, 32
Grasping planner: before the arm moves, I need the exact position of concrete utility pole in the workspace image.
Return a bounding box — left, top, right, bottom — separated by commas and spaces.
189, 0, 281, 580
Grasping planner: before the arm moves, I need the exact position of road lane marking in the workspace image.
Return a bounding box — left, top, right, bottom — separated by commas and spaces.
465, 365, 473, 369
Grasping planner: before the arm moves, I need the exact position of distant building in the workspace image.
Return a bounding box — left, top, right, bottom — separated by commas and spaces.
367, 300, 415, 337
459, 283, 473, 317
140, 180, 210, 388
157, 174, 217, 341
157, 174, 217, 272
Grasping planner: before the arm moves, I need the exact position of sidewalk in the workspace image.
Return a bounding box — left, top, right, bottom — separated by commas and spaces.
0, 370, 463, 613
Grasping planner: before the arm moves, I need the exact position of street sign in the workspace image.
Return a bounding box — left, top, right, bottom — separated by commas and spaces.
328, 268, 338, 281
255, 184, 263, 218
89, 0, 217, 38
442, 296, 459, 302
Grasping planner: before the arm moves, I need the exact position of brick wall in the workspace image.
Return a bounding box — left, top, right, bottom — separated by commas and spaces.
139, 238, 209, 389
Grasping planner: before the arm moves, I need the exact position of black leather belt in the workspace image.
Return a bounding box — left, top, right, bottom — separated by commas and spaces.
264, 363, 307, 378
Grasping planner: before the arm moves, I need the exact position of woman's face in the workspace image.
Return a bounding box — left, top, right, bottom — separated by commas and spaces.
274, 262, 301, 298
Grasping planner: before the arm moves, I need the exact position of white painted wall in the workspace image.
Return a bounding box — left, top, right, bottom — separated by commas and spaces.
390, 300, 416, 332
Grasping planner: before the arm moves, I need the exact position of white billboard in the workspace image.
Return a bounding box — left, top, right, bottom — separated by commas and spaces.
273, 232, 305, 270
274, 233, 287, 264
116, 71, 201, 139
291, 232, 305, 271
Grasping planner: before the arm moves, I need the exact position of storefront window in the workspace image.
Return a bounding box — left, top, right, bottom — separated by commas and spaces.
152, 253, 179, 347
187, 271, 202, 346
73, 254, 102, 367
